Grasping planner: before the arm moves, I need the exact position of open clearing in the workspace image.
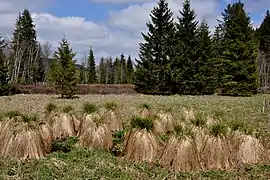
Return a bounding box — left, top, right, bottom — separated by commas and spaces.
0, 94, 270, 179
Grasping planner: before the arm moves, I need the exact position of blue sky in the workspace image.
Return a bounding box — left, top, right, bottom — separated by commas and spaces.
0, 0, 269, 62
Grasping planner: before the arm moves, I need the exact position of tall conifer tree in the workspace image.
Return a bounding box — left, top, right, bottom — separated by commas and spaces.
87, 46, 96, 83
134, 0, 175, 94
219, 1, 259, 96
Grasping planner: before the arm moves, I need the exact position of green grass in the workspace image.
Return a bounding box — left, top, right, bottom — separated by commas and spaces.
0, 148, 269, 180
83, 102, 99, 114
45, 103, 57, 114
104, 101, 118, 110
130, 116, 153, 131
62, 105, 74, 113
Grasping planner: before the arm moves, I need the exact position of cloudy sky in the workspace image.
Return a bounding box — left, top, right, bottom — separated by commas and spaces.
0, 0, 269, 63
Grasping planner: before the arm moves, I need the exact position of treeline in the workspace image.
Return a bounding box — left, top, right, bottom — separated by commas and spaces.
0, 9, 135, 89
134, 0, 270, 96
79, 52, 134, 84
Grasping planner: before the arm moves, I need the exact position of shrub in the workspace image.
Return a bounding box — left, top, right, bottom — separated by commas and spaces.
83, 103, 98, 114
210, 123, 228, 137
45, 103, 57, 113
130, 116, 153, 131
104, 101, 118, 110
62, 105, 74, 113
52, 136, 78, 153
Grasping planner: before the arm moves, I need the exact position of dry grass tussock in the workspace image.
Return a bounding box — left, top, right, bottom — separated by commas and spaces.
182, 107, 196, 121
78, 113, 100, 136
123, 129, 161, 163
104, 109, 123, 132
231, 133, 266, 165
199, 135, 233, 170
160, 136, 201, 172
153, 111, 175, 134
77, 123, 113, 150
48, 113, 76, 140
0, 117, 52, 160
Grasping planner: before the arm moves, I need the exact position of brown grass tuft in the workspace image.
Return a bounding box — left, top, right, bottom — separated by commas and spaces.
78, 113, 100, 136
182, 107, 195, 121
0, 118, 53, 160
236, 134, 266, 165
139, 108, 152, 118
160, 136, 201, 172
199, 135, 233, 170
153, 112, 175, 134
48, 113, 76, 140
123, 129, 161, 163
77, 123, 113, 150
104, 109, 123, 132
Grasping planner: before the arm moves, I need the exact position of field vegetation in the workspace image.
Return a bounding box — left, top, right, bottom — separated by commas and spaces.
0, 94, 269, 179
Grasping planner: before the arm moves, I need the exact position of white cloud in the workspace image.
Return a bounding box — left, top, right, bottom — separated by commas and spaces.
0, 0, 267, 63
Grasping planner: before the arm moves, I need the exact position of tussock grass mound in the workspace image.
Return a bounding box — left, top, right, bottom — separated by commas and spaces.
78, 113, 100, 136
153, 111, 174, 134
104, 102, 123, 132
48, 113, 76, 140
160, 136, 201, 172
78, 123, 113, 150
0, 115, 53, 160
182, 107, 195, 121
234, 134, 266, 165
199, 135, 233, 170
139, 103, 152, 118
123, 129, 161, 163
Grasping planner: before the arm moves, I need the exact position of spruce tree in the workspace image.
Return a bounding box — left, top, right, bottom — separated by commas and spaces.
256, 10, 270, 88
48, 37, 78, 98
120, 53, 127, 83
134, 0, 175, 94
114, 57, 121, 84
196, 20, 217, 94
172, 0, 199, 94
99, 57, 106, 84
219, 1, 259, 96
107, 57, 114, 84
87, 46, 96, 83
127, 55, 134, 84
0, 36, 11, 95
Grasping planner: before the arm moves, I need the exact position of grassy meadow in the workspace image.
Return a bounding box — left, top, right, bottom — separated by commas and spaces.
0, 94, 270, 179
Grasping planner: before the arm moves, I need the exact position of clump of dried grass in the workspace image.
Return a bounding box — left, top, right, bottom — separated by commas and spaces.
139, 103, 152, 118
78, 113, 100, 136
77, 123, 113, 150
153, 111, 175, 134
182, 107, 196, 121
199, 135, 233, 170
0, 116, 53, 160
123, 129, 161, 163
231, 133, 266, 166
48, 113, 76, 140
160, 136, 201, 172
104, 101, 123, 132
